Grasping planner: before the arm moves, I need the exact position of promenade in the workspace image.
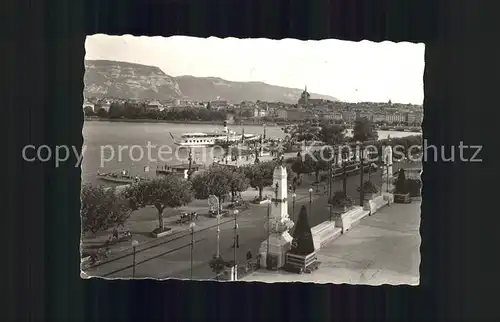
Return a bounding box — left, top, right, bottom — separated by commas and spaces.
83, 169, 382, 279
241, 201, 421, 285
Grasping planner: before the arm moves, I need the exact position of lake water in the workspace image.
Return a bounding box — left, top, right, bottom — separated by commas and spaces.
82, 121, 417, 186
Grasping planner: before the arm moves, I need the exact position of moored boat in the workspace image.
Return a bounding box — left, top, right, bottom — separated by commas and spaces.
97, 170, 141, 184
173, 121, 259, 148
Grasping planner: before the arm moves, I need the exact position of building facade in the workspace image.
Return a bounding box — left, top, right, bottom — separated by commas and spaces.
385, 113, 406, 124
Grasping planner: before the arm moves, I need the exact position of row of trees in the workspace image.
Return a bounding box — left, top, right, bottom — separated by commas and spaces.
81, 160, 298, 235
81, 118, 421, 235
85, 102, 227, 122
284, 117, 378, 145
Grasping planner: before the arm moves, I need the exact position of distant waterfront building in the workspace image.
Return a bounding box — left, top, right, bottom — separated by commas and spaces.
332, 111, 343, 121
297, 85, 330, 107
254, 107, 268, 118
406, 112, 423, 125
146, 100, 164, 112
372, 113, 387, 123
385, 113, 406, 124
276, 109, 288, 120
341, 110, 357, 122
357, 111, 373, 121
210, 100, 230, 110
287, 109, 309, 121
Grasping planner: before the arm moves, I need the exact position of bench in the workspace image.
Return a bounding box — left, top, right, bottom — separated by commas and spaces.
311, 221, 342, 250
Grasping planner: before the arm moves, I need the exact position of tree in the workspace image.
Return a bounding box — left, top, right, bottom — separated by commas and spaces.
123, 175, 193, 232
228, 167, 250, 201
83, 106, 95, 117
242, 161, 275, 200
96, 108, 108, 118
305, 152, 329, 183
394, 168, 407, 194
80, 184, 132, 235
290, 158, 313, 180
190, 165, 232, 204
318, 123, 345, 145
353, 117, 378, 142
288, 123, 320, 143
107, 102, 124, 118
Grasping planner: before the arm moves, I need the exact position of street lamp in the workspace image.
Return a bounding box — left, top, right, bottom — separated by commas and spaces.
187, 148, 193, 180
357, 141, 364, 207
215, 197, 221, 258
291, 193, 297, 222
266, 195, 272, 269
131, 240, 138, 278
233, 208, 239, 252
308, 187, 313, 215
189, 222, 195, 280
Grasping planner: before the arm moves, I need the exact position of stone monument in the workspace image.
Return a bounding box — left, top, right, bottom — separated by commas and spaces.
258, 164, 295, 269
382, 142, 393, 177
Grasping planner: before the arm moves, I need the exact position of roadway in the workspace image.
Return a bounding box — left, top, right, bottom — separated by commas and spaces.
84, 168, 382, 279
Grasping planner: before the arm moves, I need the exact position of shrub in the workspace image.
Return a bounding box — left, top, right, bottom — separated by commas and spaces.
406, 178, 422, 197
357, 180, 379, 194
394, 169, 407, 194
328, 190, 355, 208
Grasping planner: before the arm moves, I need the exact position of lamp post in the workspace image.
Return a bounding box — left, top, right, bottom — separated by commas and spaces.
386, 164, 390, 193
189, 222, 195, 280
291, 193, 297, 222
357, 141, 365, 207
342, 152, 347, 194
308, 187, 313, 215
187, 148, 193, 180
131, 240, 138, 278
233, 209, 239, 258
266, 195, 272, 269
216, 198, 221, 258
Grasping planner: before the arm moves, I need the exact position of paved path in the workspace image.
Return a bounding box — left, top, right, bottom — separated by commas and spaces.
241, 201, 421, 285
83, 170, 382, 279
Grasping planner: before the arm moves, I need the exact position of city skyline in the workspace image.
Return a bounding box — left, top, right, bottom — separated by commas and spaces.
85, 35, 425, 105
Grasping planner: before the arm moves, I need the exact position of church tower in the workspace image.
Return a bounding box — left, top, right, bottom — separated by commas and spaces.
298, 85, 310, 106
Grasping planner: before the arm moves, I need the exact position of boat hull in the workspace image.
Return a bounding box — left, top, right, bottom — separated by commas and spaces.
97, 176, 135, 184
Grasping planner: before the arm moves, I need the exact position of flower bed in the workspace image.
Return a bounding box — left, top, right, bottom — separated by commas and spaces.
356, 180, 380, 201
328, 190, 355, 210
151, 227, 172, 238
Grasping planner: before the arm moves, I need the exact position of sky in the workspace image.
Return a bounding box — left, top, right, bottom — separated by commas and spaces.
85, 34, 425, 104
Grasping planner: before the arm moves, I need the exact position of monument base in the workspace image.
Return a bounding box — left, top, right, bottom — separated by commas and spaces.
259, 232, 293, 269
284, 252, 320, 273
334, 206, 370, 233
382, 192, 394, 204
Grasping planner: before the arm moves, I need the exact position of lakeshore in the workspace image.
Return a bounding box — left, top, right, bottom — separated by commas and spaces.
81, 120, 420, 186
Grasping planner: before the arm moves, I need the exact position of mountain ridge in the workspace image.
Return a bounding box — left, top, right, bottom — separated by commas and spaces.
84, 60, 338, 103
